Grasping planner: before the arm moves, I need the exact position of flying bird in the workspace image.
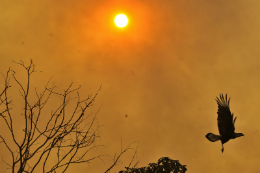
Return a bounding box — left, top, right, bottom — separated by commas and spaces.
206, 94, 244, 153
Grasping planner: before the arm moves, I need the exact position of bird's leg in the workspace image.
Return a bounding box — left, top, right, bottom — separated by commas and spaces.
221, 143, 224, 153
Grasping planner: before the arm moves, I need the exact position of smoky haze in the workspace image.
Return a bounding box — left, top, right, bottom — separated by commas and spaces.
0, 0, 260, 172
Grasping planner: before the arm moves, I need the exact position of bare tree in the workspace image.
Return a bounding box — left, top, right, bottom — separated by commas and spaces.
0, 60, 140, 173
0, 60, 106, 173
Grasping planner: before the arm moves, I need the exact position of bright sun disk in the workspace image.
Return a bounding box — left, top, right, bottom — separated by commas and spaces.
114, 14, 128, 28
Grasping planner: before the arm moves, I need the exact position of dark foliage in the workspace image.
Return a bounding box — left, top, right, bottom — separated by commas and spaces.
119, 157, 187, 173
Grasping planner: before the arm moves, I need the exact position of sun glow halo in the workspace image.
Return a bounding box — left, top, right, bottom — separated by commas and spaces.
114, 14, 128, 28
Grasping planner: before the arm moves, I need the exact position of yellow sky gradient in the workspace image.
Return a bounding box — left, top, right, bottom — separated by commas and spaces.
1, 0, 260, 172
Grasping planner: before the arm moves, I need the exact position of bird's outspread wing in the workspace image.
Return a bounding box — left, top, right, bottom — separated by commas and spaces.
216, 94, 235, 136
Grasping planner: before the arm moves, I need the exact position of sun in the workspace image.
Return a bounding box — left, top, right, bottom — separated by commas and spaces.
114, 14, 128, 28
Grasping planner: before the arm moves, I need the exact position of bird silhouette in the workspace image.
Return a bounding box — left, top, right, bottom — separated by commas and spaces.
206, 94, 244, 152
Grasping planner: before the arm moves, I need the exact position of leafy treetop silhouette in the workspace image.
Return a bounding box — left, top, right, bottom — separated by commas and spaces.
119, 157, 187, 173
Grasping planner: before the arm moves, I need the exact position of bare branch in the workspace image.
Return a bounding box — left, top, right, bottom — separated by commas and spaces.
104, 139, 140, 173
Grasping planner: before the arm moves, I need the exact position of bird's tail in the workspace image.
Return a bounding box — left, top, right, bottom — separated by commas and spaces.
206, 133, 222, 142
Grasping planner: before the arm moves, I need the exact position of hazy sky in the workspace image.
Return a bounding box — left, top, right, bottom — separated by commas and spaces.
1, 0, 260, 172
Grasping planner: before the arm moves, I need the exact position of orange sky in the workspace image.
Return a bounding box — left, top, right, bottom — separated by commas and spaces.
1, 0, 260, 172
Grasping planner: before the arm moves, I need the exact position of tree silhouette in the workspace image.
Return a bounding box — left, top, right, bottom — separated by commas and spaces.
0, 60, 138, 173
119, 157, 187, 173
